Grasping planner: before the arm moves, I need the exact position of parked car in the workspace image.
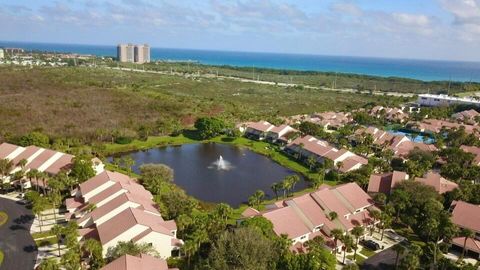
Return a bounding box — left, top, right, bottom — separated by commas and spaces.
361, 239, 381, 251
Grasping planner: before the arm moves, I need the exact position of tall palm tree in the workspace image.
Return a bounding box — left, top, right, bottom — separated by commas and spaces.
281, 177, 293, 198
460, 228, 474, 260
379, 212, 392, 241
392, 244, 405, 269
368, 209, 381, 235
351, 226, 364, 261
248, 190, 265, 209
51, 224, 64, 257
0, 158, 13, 191
270, 182, 281, 200
330, 228, 344, 254
289, 174, 300, 191
341, 234, 354, 264
17, 159, 28, 193
30, 169, 40, 192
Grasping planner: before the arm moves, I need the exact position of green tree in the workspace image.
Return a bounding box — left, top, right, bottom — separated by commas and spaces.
194, 117, 226, 139
351, 226, 364, 261
69, 156, 95, 183
460, 228, 474, 260
122, 156, 135, 176
248, 190, 265, 210
207, 227, 280, 270
50, 224, 64, 257
330, 228, 343, 254
212, 203, 233, 223
139, 163, 174, 194
106, 241, 159, 261
0, 158, 13, 191
271, 182, 281, 200
83, 238, 105, 269
241, 216, 275, 238
38, 258, 60, 270
341, 233, 354, 264
392, 244, 405, 270
328, 211, 338, 221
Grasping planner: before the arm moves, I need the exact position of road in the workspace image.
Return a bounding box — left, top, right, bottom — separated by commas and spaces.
361, 246, 400, 270
107, 67, 415, 98
0, 198, 37, 270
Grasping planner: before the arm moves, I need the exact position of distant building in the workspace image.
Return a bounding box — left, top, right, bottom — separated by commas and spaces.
418, 94, 480, 107
117, 43, 150, 63
4, 47, 24, 55
117, 44, 135, 63
0, 48, 4, 59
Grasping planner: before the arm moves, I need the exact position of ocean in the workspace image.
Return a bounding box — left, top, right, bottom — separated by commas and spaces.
1, 41, 480, 82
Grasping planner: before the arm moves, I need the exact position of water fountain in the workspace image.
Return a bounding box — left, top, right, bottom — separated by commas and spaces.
210, 155, 233, 170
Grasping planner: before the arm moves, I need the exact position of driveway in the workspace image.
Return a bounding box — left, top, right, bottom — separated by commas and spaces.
0, 198, 37, 270
361, 246, 400, 270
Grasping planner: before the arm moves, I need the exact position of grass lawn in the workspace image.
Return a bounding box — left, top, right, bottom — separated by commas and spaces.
0, 211, 8, 227
103, 134, 198, 155
359, 248, 376, 257
0, 250, 3, 266
31, 231, 55, 239
347, 254, 365, 264
35, 236, 58, 247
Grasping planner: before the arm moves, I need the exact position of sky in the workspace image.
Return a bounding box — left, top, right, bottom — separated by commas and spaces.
0, 0, 479, 61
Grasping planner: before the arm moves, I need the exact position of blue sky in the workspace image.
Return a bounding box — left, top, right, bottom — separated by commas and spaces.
0, 0, 479, 61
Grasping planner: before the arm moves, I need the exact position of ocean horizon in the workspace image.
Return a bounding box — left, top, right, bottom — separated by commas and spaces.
1, 40, 480, 83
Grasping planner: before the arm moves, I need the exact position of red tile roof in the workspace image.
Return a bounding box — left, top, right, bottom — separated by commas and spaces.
451, 237, 480, 253
80, 170, 134, 195
45, 153, 74, 174
460, 145, 480, 165
0, 143, 20, 159
262, 206, 311, 239
368, 171, 408, 194
451, 201, 480, 232
246, 121, 274, 132
101, 254, 172, 270
415, 171, 458, 194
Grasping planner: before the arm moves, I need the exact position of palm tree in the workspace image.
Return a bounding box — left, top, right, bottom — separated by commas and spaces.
368, 209, 381, 235
30, 169, 40, 192
181, 239, 198, 266
379, 212, 392, 241
460, 228, 474, 260
281, 177, 293, 198
32, 197, 47, 233
50, 224, 64, 257
351, 226, 364, 261
328, 211, 338, 221
83, 238, 104, 268
289, 174, 300, 191
392, 244, 405, 269
213, 203, 233, 223
122, 156, 135, 176
17, 158, 28, 193
341, 234, 354, 264
306, 156, 317, 171
330, 228, 344, 254
270, 182, 281, 200
0, 158, 13, 191
38, 258, 60, 270
248, 190, 265, 209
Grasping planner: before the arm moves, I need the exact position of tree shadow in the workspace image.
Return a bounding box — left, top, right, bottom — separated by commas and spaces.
220, 137, 236, 142
10, 224, 27, 231
23, 245, 37, 253
182, 129, 202, 140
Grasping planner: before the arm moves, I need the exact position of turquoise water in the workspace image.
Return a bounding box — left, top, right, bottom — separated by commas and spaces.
387, 130, 435, 144
1, 41, 480, 82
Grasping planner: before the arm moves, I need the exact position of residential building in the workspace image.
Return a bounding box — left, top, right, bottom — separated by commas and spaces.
368, 171, 409, 194
65, 171, 182, 258
354, 127, 437, 158
100, 253, 178, 270
244, 183, 377, 252
117, 44, 135, 63
449, 201, 480, 259
452, 109, 480, 124
460, 145, 480, 167
417, 94, 480, 107
4, 47, 24, 54
243, 121, 275, 140
266, 124, 298, 144
415, 171, 458, 194
368, 171, 457, 195
310, 112, 353, 131
0, 48, 4, 59
369, 106, 409, 123
411, 119, 480, 136
0, 142, 104, 189
134, 44, 150, 64
286, 135, 368, 172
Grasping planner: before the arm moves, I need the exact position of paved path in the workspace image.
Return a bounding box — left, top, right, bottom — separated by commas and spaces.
0, 198, 37, 270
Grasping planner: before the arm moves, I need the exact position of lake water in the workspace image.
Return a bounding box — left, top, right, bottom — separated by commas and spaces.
2, 41, 480, 82
110, 143, 307, 207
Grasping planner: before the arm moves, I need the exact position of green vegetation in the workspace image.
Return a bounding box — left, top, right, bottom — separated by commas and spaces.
0, 211, 8, 226
0, 66, 405, 144
0, 250, 3, 267
359, 248, 376, 257
114, 61, 480, 94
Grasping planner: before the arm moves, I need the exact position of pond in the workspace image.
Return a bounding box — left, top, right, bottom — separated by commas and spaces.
110, 143, 308, 207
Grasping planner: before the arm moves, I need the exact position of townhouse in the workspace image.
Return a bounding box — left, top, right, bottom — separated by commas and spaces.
449, 201, 480, 259
100, 253, 178, 270
310, 112, 353, 132
354, 127, 437, 158
243, 121, 276, 140
368, 171, 458, 195
242, 121, 298, 143
460, 145, 480, 167
243, 183, 377, 252
286, 135, 368, 172
452, 109, 480, 124
369, 106, 409, 123
65, 170, 182, 258
0, 142, 104, 188
410, 119, 480, 137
